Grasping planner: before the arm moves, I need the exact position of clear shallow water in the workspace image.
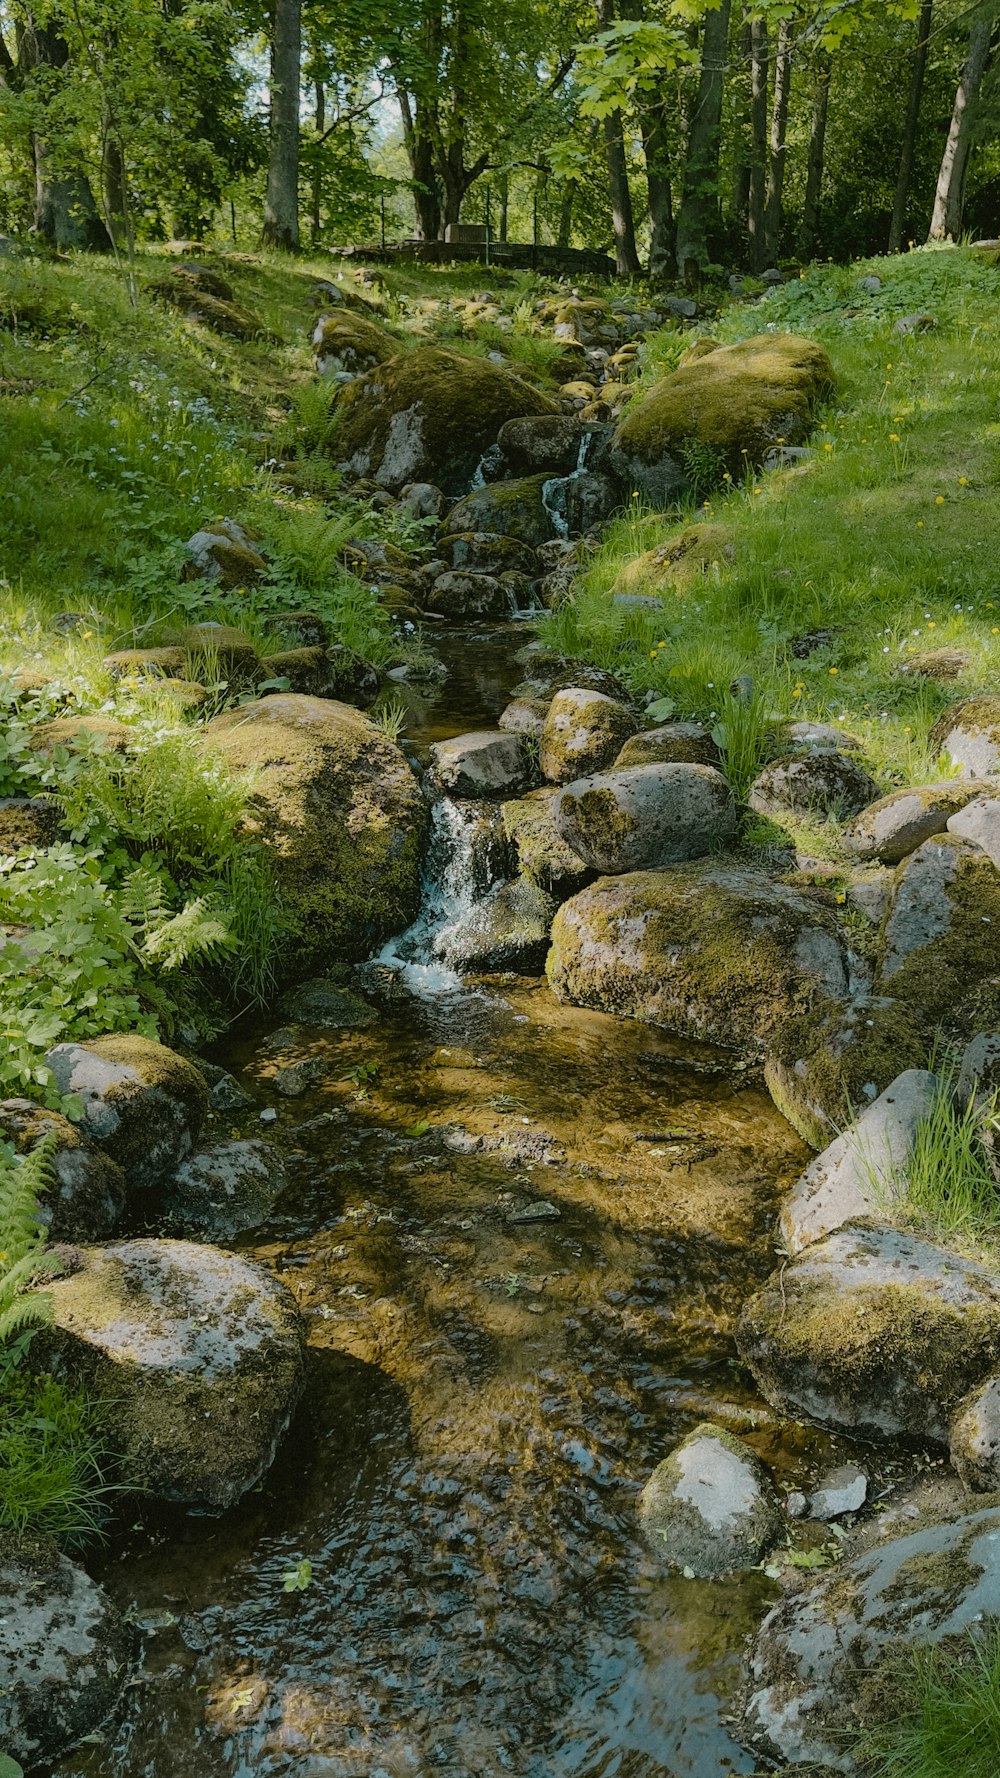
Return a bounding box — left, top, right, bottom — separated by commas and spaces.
51, 626, 842, 1778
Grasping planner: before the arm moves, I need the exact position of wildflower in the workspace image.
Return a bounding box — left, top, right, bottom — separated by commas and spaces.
829, 667, 839, 676
836, 893, 846, 905
959, 475, 968, 486
753, 487, 762, 496
823, 442, 833, 452
886, 363, 893, 371
889, 433, 900, 443
935, 496, 945, 506
917, 521, 924, 528
993, 628, 999, 636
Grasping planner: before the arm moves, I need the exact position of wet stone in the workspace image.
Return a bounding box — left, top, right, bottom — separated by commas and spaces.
808, 1463, 868, 1519
163, 1138, 288, 1237
0, 1551, 132, 1767
278, 978, 378, 1030
638, 1423, 782, 1578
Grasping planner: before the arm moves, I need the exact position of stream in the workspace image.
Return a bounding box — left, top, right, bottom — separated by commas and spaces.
53, 626, 856, 1778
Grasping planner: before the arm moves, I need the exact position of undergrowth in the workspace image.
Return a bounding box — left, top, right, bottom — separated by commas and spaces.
855, 1628, 1000, 1778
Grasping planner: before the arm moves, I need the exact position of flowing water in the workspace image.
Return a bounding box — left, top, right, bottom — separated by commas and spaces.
53, 626, 852, 1778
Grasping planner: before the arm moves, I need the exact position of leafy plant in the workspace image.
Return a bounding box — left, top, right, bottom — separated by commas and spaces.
281, 1559, 313, 1592
893, 1079, 1000, 1251
370, 696, 408, 743
0, 1135, 60, 1350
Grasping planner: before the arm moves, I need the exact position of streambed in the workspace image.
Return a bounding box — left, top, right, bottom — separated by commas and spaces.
54, 627, 858, 1778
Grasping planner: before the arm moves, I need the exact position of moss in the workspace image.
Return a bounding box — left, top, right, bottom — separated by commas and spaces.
765, 998, 928, 1148
880, 839, 1000, 1036
0, 796, 62, 851
610, 522, 734, 599
613, 333, 835, 475
547, 863, 846, 1053
333, 345, 558, 496
312, 310, 396, 369
82, 1035, 208, 1186
615, 722, 721, 770
443, 476, 553, 548
206, 693, 427, 977
501, 793, 593, 898
30, 716, 132, 756
102, 646, 187, 680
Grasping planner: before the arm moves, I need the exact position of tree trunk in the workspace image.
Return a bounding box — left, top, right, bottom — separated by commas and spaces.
311, 77, 324, 245
595, 0, 641, 276
889, 0, 932, 252
498, 169, 509, 242
641, 96, 675, 279
557, 182, 574, 247
764, 17, 793, 264
797, 49, 831, 258
748, 15, 768, 271
928, 5, 995, 241
23, 20, 109, 249
731, 16, 753, 245
262, 0, 301, 250
675, 0, 732, 283
397, 86, 441, 241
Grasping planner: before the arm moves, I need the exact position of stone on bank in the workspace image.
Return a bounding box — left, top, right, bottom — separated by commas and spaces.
638, 1423, 782, 1577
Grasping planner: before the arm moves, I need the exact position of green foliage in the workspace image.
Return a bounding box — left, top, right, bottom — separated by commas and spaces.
281, 1558, 313, 1592
370, 696, 409, 742
0, 1366, 111, 1548
0, 1136, 59, 1350
894, 1079, 1000, 1251
856, 1628, 1000, 1778
711, 691, 775, 802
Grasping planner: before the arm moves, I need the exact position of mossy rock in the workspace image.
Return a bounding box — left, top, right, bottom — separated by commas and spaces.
443, 477, 555, 549
0, 1548, 132, 1768
311, 309, 396, 373
205, 693, 426, 978
844, 780, 989, 865
764, 998, 929, 1149
539, 688, 637, 784
610, 522, 734, 599
615, 721, 722, 770
0, 794, 62, 851
739, 1222, 1000, 1446
447, 875, 557, 974
102, 646, 187, 680
639, 1423, 782, 1578
0, 1097, 125, 1240
333, 346, 558, 496
440, 531, 539, 577
30, 715, 132, 756
930, 697, 1000, 778
748, 749, 879, 821
876, 835, 1000, 1038
547, 863, 849, 1054
45, 1238, 304, 1509
44, 1035, 209, 1191
182, 524, 267, 589
610, 334, 834, 504
501, 791, 595, 901
177, 622, 260, 689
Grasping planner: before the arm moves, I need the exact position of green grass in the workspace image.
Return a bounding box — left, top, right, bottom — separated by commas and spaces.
856, 1629, 1000, 1778
542, 244, 1000, 799
893, 1077, 1000, 1253
0, 1367, 112, 1548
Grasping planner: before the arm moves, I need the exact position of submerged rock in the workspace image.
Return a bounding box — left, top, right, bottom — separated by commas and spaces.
779, 1068, 939, 1253
277, 978, 378, 1029
548, 863, 848, 1054
164, 1139, 288, 1236
206, 694, 426, 977
742, 1504, 1000, 1770
47, 1239, 305, 1509
555, 762, 736, 873
44, 1035, 208, 1192
638, 1423, 782, 1577
738, 1223, 1000, 1444
539, 688, 637, 784
0, 1550, 132, 1766
448, 876, 556, 974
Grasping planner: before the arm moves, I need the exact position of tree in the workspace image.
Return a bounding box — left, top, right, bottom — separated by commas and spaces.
797, 44, 830, 256
888, 0, 932, 250
928, 1, 996, 241
0, 11, 109, 248
764, 13, 793, 263
748, 13, 769, 268
675, 0, 732, 280
262, 0, 302, 249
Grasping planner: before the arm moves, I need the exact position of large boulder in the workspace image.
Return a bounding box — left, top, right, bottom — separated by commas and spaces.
948, 791, 1000, 867
614, 721, 722, 771
742, 1504, 1000, 1770
950, 1377, 1000, 1491
737, 1223, 1000, 1444
44, 1036, 207, 1192
764, 997, 929, 1149
0, 1098, 125, 1240
311, 310, 396, 374
0, 1550, 132, 1767
844, 780, 989, 864
443, 476, 556, 549
547, 863, 849, 1053
539, 688, 637, 784
333, 346, 557, 496
778, 1068, 939, 1253
555, 763, 735, 873
877, 835, 1000, 1035
930, 697, 1000, 778
47, 1239, 305, 1509
748, 750, 878, 820
497, 414, 607, 476
501, 791, 595, 900
206, 695, 426, 977
430, 730, 535, 799
609, 521, 734, 601
638, 1424, 782, 1578
609, 334, 834, 505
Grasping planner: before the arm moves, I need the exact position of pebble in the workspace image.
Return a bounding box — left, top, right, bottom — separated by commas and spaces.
809, 1464, 868, 1519
259, 1107, 278, 1124
508, 1200, 560, 1224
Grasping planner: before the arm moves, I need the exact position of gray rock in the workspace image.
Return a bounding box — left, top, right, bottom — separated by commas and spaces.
46, 1238, 304, 1509
610, 593, 664, 612
447, 876, 556, 974
857, 275, 882, 294
749, 750, 878, 820
846, 870, 894, 926
277, 978, 378, 1029
662, 294, 698, 320
440, 530, 539, 577
950, 1377, 1000, 1491
164, 1139, 288, 1236
738, 1222, 1000, 1444
948, 792, 1000, 867
785, 720, 862, 752
443, 475, 555, 548
497, 414, 603, 476
779, 1068, 939, 1253
638, 1423, 782, 1577
44, 1035, 207, 1191
931, 698, 1000, 779
893, 311, 938, 335
808, 1463, 868, 1519
397, 481, 447, 521
615, 721, 722, 771
846, 781, 989, 864
742, 1504, 1000, 1769
431, 730, 535, 799
879, 835, 967, 979
208, 1070, 254, 1111
0, 1099, 125, 1241
501, 791, 595, 900
957, 1031, 1000, 1108
498, 696, 551, 739
427, 569, 512, 620
785, 1490, 808, 1520
555, 762, 736, 873
0, 1552, 132, 1766
538, 688, 637, 784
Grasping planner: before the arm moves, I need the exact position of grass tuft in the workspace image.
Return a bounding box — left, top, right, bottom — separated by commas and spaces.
856, 1628, 1000, 1778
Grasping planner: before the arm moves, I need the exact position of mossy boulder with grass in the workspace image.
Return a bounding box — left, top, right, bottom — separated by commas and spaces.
764, 998, 929, 1149
638, 1423, 782, 1578
45, 1238, 304, 1509
103, 645, 187, 681
876, 836, 1000, 1037
930, 698, 1000, 778
0, 1548, 132, 1767
547, 863, 849, 1052
45, 1035, 208, 1193
31, 714, 132, 756
615, 721, 722, 771
844, 781, 990, 865
556, 762, 736, 873
609, 521, 734, 600
742, 1502, 1000, 1770
261, 645, 380, 706
206, 693, 426, 977
609, 334, 834, 504
749, 749, 879, 821
738, 1222, 1000, 1445
539, 688, 638, 784
333, 346, 558, 496
443, 476, 556, 549
311, 309, 396, 375
182, 521, 267, 589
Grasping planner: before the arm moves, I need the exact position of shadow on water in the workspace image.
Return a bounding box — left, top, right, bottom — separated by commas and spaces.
51, 625, 843, 1778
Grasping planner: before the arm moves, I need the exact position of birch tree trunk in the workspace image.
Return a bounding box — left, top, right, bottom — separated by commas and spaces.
928, 5, 995, 242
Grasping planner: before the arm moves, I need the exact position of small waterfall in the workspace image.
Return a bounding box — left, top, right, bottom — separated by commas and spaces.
541, 430, 594, 539
376, 796, 508, 995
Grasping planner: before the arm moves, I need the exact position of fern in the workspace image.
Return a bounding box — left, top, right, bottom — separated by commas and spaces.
0, 1136, 60, 1350
140, 897, 232, 970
